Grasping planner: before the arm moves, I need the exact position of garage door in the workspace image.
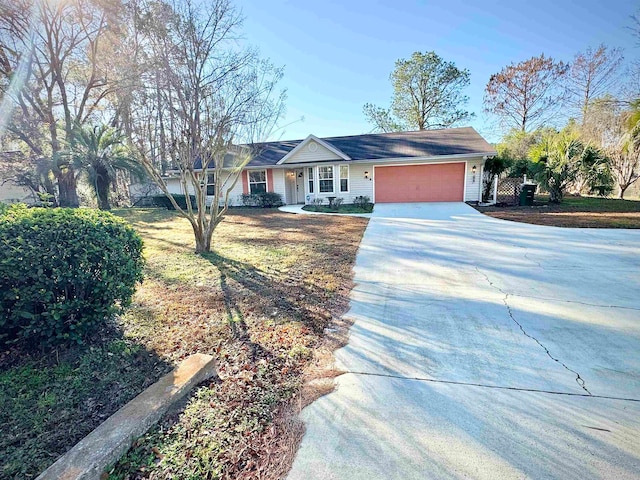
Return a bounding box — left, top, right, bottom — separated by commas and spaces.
374, 163, 465, 203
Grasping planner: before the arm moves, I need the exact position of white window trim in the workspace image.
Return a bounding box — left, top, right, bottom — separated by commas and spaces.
307, 166, 314, 194
206, 173, 215, 196
318, 165, 335, 194
339, 164, 349, 193
249, 169, 268, 194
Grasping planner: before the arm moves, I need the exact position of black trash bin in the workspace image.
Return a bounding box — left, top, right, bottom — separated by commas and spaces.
519, 183, 536, 206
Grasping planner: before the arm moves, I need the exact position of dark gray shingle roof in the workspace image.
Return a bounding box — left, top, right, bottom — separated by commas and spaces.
247, 127, 494, 167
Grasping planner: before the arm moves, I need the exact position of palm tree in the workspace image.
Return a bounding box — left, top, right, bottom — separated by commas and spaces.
530, 128, 609, 203
71, 125, 142, 210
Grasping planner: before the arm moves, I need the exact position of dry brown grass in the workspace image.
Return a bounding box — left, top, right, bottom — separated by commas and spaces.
108, 208, 367, 480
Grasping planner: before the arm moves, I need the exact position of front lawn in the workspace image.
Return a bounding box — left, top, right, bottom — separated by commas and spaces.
302, 203, 373, 214
475, 196, 640, 228
0, 208, 367, 480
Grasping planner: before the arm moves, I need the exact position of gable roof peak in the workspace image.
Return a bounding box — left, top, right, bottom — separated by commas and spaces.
276, 134, 350, 164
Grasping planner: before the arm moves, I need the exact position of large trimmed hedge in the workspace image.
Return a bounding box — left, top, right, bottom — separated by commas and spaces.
0, 206, 144, 347
151, 194, 198, 210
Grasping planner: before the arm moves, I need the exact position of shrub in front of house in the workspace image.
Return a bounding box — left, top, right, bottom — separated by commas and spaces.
240, 192, 284, 208
0, 206, 144, 348
329, 197, 344, 208
353, 196, 372, 210
152, 194, 198, 210
304, 196, 373, 213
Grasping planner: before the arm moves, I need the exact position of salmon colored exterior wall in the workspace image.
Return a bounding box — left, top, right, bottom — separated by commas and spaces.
242, 170, 249, 194
267, 169, 274, 192
374, 163, 465, 203
242, 169, 275, 194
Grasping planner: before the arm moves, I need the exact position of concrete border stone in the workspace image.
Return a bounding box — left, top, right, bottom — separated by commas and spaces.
37, 353, 217, 480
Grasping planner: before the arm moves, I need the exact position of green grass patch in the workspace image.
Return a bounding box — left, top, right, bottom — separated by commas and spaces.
0, 337, 170, 479
554, 196, 640, 212
302, 203, 373, 214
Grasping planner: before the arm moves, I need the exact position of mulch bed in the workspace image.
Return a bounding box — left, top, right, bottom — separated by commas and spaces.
475, 202, 640, 229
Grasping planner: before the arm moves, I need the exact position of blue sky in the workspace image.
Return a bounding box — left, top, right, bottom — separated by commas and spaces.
238, 0, 639, 143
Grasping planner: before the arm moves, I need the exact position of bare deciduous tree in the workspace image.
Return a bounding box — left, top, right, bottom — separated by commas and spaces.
582, 98, 640, 198
567, 45, 624, 123
126, 0, 285, 253
484, 54, 569, 133
610, 107, 640, 199
609, 140, 640, 199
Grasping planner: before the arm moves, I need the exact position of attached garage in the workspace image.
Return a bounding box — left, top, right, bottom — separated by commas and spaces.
374, 162, 466, 203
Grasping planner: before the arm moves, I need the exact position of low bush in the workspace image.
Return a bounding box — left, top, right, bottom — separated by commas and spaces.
353, 196, 371, 209
240, 192, 284, 208
240, 194, 256, 207
152, 194, 198, 210
329, 197, 344, 208
0, 206, 144, 348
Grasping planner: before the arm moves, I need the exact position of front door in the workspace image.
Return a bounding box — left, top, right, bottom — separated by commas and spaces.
295, 169, 305, 203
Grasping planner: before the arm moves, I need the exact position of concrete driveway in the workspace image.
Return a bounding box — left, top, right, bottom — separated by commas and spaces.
288, 202, 640, 479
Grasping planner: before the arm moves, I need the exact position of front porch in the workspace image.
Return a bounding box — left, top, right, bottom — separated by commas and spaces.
284, 168, 307, 205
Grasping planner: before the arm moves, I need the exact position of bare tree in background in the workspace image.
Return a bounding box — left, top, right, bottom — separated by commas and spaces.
484, 54, 569, 133
126, 0, 285, 253
610, 107, 640, 199
626, 10, 640, 102
583, 98, 640, 198
567, 45, 624, 123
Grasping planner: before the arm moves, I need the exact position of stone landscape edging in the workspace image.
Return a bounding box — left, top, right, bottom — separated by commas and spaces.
37, 353, 217, 480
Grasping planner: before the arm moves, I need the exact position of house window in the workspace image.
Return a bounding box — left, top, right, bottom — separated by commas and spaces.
308, 167, 314, 193
340, 165, 349, 192
249, 170, 267, 194
206, 173, 215, 196
319, 166, 334, 193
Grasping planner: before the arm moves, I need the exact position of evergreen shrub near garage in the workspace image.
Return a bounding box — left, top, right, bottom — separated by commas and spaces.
0, 205, 144, 348
353, 195, 372, 210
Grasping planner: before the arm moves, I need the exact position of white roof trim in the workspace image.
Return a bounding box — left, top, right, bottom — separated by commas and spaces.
276, 134, 351, 164
269, 151, 496, 168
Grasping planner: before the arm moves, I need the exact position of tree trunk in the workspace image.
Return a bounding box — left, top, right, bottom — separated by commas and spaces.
57, 169, 79, 207
618, 185, 627, 200
549, 186, 562, 204
95, 173, 111, 210
193, 225, 212, 253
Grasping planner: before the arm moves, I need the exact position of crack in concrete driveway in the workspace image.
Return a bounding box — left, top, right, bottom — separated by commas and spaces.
341, 370, 640, 402
288, 202, 640, 480
475, 266, 592, 395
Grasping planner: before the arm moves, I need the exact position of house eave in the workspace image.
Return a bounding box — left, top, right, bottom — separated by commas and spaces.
268, 151, 496, 168
164, 151, 497, 174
